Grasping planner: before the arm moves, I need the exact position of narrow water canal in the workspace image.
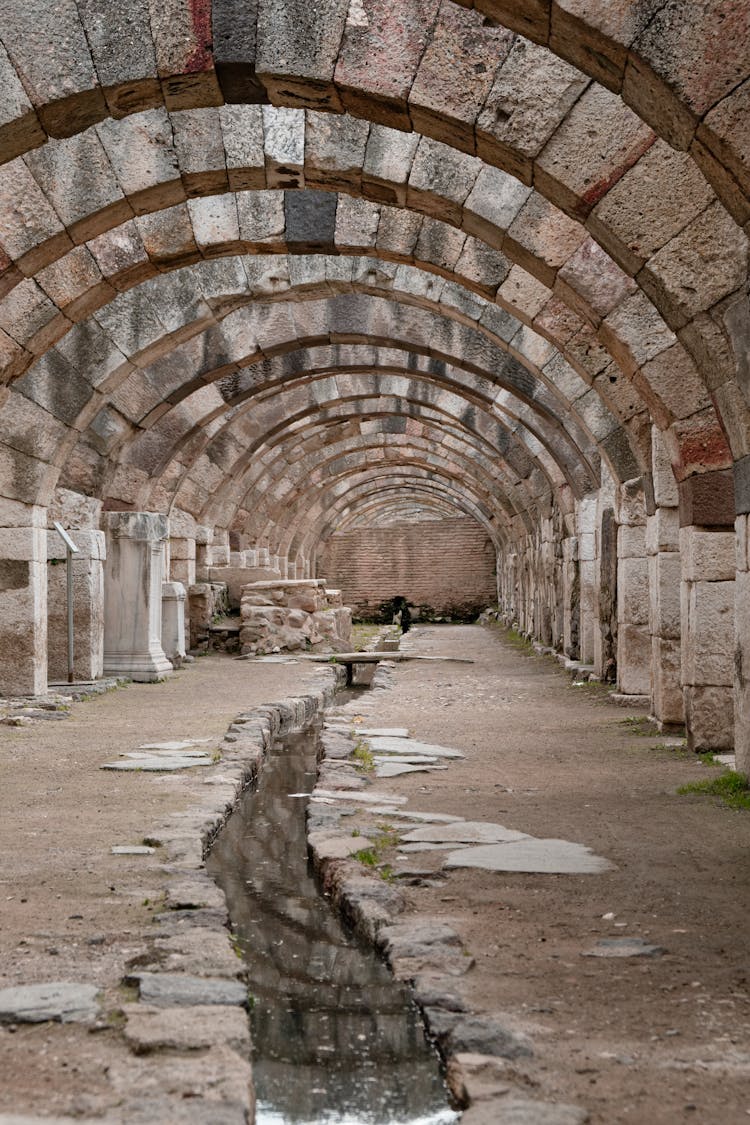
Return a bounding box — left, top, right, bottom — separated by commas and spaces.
207, 719, 458, 1125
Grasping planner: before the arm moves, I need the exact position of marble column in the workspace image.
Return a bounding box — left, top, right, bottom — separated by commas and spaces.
103, 512, 173, 682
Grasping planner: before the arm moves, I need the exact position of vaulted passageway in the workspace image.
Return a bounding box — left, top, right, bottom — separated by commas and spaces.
0, 0, 747, 762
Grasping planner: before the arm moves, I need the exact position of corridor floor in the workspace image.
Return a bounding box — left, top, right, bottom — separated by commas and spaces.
0, 625, 749, 1122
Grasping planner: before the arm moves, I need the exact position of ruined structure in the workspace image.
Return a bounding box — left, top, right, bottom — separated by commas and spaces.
0, 1, 747, 761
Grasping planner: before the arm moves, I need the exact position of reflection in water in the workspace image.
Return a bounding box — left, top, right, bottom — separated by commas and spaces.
208, 722, 458, 1125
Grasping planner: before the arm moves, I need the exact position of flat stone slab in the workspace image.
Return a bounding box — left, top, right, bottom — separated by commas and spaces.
101, 756, 213, 771
328, 725, 410, 738
123, 1003, 250, 1054
370, 808, 464, 823
132, 973, 248, 1008
368, 736, 465, 759
0, 982, 99, 1024
445, 838, 614, 874
582, 938, 664, 958
373, 753, 439, 764
461, 1098, 589, 1124
310, 788, 408, 805
399, 842, 468, 852
375, 762, 447, 777
111, 845, 155, 855
140, 739, 213, 750
402, 821, 529, 845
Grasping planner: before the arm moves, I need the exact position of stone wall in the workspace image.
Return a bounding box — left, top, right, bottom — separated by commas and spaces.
320, 518, 496, 620
240, 580, 352, 656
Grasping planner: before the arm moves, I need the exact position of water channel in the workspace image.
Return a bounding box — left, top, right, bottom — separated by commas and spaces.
207, 717, 458, 1125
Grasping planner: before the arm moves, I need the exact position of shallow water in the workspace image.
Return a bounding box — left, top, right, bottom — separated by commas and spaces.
207, 721, 457, 1125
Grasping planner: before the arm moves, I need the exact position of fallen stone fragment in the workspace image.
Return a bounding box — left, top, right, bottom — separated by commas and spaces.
402, 821, 529, 845
445, 838, 614, 875
0, 982, 99, 1024
443, 1015, 533, 1060
130, 972, 248, 1008
123, 1003, 250, 1054
582, 938, 664, 958
368, 736, 465, 758
446, 1051, 511, 1104
111, 845, 155, 855
460, 1097, 589, 1124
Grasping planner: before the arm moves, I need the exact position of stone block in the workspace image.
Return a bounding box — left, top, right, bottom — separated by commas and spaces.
618, 623, 651, 696
651, 636, 684, 727
646, 508, 680, 555
618, 523, 647, 559
678, 471, 735, 529
682, 579, 735, 687
685, 684, 735, 753
649, 551, 681, 641
679, 528, 736, 582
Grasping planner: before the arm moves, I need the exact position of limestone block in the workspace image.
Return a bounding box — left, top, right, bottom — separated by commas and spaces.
0, 517, 47, 695
646, 508, 680, 555
47, 528, 105, 683
680, 528, 736, 583
685, 684, 735, 753
617, 623, 651, 696
209, 566, 281, 607
618, 523, 647, 559
652, 425, 680, 507
736, 515, 748, 574
161, 580, 186, 664
682, 580, 735, 687
649, 552, 681, 640
651, 636, 685, 727
734, 570, 750, 772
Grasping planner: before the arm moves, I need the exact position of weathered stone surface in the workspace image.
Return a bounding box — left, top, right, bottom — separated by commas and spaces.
442, 1014, 534, 1060
444, 838, 614, 874
131, 972, 248, 1008
0, 982, 99, 1023
460, 1099, 589, 1125
123, 1003, 250, 1054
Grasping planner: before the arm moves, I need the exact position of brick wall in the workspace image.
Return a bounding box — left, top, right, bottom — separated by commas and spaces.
320, 517, 497, 620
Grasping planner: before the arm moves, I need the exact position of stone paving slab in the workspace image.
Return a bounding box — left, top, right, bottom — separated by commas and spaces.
0, 982, 99, 1024
401, 821, 529, 845
582, 938, 664, 958
123, 1003, 251, 1054
131, 972, 248, 1008
444, 838, 614, 875
368, 735, 465, 758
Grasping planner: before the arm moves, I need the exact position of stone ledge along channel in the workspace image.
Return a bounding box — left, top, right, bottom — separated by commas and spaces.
207, 694, 458, 1125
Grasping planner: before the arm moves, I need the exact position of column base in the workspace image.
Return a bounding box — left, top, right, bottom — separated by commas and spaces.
103, 652, 174, 682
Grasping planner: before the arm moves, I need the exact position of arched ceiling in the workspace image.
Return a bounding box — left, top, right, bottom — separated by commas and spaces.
0, 1, 747, 562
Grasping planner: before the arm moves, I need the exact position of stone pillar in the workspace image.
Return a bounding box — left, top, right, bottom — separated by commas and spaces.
577, 495, 598, 665
735, 514, 750, 772
0, 502, 47, 696
562, 536, 579, 658
103, 512, 173, 682
616, 481, 650, 696
169, 536, 196, 588
647, 429, 683, 729
680, 527, 736, 751
47, 528, 106, 683
162, 581, 187, 666
195, 527, 213, 583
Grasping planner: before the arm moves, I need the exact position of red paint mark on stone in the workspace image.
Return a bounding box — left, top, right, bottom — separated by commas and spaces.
581, 132, 657, 209
674, 414, 732, 474
186, 0, 214, 73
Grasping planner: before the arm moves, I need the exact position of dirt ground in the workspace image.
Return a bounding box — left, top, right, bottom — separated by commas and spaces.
0, 654, 314, 1119
349, 624, 750, 1124
1, 625, 749, 1123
